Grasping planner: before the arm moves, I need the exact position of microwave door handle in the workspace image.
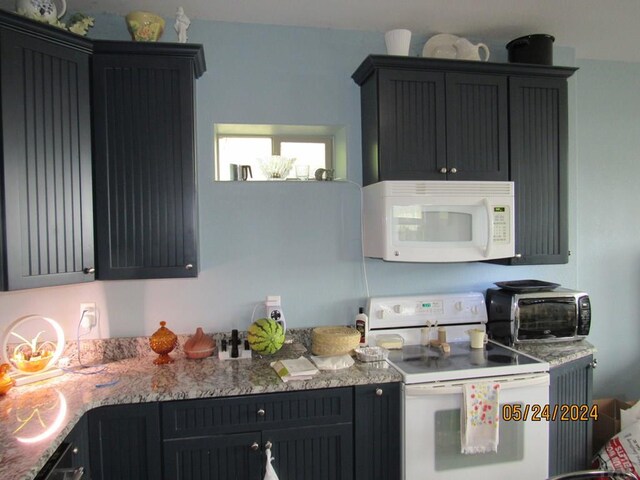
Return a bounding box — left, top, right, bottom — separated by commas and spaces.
483, 198, 494, 258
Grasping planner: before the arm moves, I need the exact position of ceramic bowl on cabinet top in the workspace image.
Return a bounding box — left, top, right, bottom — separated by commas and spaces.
125, 11, 165, 42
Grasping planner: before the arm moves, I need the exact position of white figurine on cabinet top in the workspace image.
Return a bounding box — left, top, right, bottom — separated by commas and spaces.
174, 7, 190, 43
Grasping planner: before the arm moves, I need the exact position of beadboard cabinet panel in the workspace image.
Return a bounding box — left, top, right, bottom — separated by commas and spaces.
92, 45, 203, 280
549, 355, 594, 475
377, 69, 446, 182
88, 402, 162, 480
509, 76, 569, 264
0, 24, 94, 290
354, 383, 401, 480
445, 73, 509, 181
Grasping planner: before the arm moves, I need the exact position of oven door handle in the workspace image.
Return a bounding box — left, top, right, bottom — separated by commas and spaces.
404, 373, 549, 396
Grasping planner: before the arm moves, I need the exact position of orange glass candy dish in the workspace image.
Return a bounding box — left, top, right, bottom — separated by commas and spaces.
0, 363, 15, 395
149, 321, 178, 365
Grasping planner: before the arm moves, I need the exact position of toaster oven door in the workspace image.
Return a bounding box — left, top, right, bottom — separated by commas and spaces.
515, 297, 578, 341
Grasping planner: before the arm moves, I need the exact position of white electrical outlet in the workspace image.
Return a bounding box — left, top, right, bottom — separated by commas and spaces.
80, 302, 97, 329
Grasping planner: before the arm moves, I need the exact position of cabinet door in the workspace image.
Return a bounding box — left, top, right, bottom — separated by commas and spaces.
0, 29, 94, 290
354, 383, 401, 480
377, 69, 447, 181
164, 432, 263, 480
265, 423, 353, 480
66, 414, 91, 476
92, 53, 198, 279
446, 73, 509, 181
509, 76, 569, 264
88, 402, 162, 480
549, 355, 594, 476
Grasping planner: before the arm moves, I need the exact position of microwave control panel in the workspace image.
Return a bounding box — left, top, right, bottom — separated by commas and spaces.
492, 206, 511, 244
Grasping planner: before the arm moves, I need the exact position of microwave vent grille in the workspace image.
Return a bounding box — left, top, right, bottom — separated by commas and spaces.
386, 181, 513, 197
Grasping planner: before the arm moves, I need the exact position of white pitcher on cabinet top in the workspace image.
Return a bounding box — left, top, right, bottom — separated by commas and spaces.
454, 37, 490, 61
15, 0, 66, 23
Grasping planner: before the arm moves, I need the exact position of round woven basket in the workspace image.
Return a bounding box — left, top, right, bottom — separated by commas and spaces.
311, 326, 361, 356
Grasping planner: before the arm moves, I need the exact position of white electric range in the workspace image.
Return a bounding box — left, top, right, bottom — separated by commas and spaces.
366, 292, 550, 480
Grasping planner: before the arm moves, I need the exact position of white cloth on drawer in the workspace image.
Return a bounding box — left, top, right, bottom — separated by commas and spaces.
264, 447, 280, 480
461, 381, 501, 454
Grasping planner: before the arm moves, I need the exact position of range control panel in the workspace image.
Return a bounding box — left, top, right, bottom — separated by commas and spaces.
367, 292, 487, 330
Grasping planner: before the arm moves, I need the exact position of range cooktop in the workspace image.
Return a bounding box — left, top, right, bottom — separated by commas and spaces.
387, 341, 548, 384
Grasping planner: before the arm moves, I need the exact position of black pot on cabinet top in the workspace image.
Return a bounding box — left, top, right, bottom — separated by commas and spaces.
506, 34, 555, 65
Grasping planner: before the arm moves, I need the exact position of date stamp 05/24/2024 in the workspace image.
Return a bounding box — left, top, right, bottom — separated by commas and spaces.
501, 404, 599, 422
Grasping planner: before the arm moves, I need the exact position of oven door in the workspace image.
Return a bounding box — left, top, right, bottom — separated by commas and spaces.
402, 373, 549, 480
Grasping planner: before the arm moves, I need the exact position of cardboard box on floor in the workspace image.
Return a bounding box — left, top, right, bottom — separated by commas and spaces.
592, 398, 637, 455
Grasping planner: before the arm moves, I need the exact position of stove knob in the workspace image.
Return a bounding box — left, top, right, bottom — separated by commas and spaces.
393, 304, 404, 314
454, 301, 463, 311
471, 305, 479, 315
377, 309, 385, 319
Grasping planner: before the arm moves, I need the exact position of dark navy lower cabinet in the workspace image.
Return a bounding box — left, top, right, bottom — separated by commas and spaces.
548, 355, 594, 476
354, 383, 401, 480
163, 432, 263, 480
162, 388, 354, 480
84, 385, 401, 479
88, 402, 162, 480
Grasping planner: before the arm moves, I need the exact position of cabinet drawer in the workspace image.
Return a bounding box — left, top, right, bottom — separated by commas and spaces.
162, 388, 353, 438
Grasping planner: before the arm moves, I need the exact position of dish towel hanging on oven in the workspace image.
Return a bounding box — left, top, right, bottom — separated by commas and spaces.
461, 381, 501, 454
264, 447, 280, 480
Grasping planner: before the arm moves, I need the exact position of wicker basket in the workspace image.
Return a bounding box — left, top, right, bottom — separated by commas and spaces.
311, 327, 361, 356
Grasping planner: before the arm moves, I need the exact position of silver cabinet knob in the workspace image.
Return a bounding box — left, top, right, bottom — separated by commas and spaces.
185, 264, 194, 270
72, 447, 79, 454
257, 408, 265, 416
251, 442, 259, 451
83, 267, 95, 274
265, 441, 272, 450
589, 359, 598, 369
449, 167, 457, 174
514, 254, 522, 259
376, 388, 383, 396
439, 167, 448, 174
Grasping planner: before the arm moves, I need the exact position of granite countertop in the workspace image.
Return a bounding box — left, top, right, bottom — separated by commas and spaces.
513, 339, 596, 367
0, 344, 401, 480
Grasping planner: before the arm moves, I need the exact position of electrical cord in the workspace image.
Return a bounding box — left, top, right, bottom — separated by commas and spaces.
60, 310, 108, 378
342, 179, 371, 299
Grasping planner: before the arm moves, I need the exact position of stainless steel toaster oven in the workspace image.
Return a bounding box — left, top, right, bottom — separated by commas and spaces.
486, 287, 591, 345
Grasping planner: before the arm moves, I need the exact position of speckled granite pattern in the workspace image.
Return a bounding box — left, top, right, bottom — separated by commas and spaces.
0, 339, 399, 480
513, 340, 596, 366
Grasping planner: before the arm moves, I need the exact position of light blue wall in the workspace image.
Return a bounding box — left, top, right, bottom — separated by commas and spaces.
3, 11, 634, 398
575, 59, 640, 399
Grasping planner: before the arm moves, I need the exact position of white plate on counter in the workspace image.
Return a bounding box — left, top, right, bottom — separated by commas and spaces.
422, 33, 460, 58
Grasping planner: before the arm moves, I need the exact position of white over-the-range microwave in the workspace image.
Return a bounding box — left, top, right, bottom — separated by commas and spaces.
363, 180, 515, 263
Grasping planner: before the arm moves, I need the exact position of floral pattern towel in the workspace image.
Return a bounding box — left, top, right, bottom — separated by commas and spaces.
461, 382, 501, 454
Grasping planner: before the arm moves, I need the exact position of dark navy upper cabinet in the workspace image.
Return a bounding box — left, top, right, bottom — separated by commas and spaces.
0, 11, 95, 290
353, 56, 509, 185
91, 41, 205, 280
353, 55, 577, 265
508, 76, 570, 264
